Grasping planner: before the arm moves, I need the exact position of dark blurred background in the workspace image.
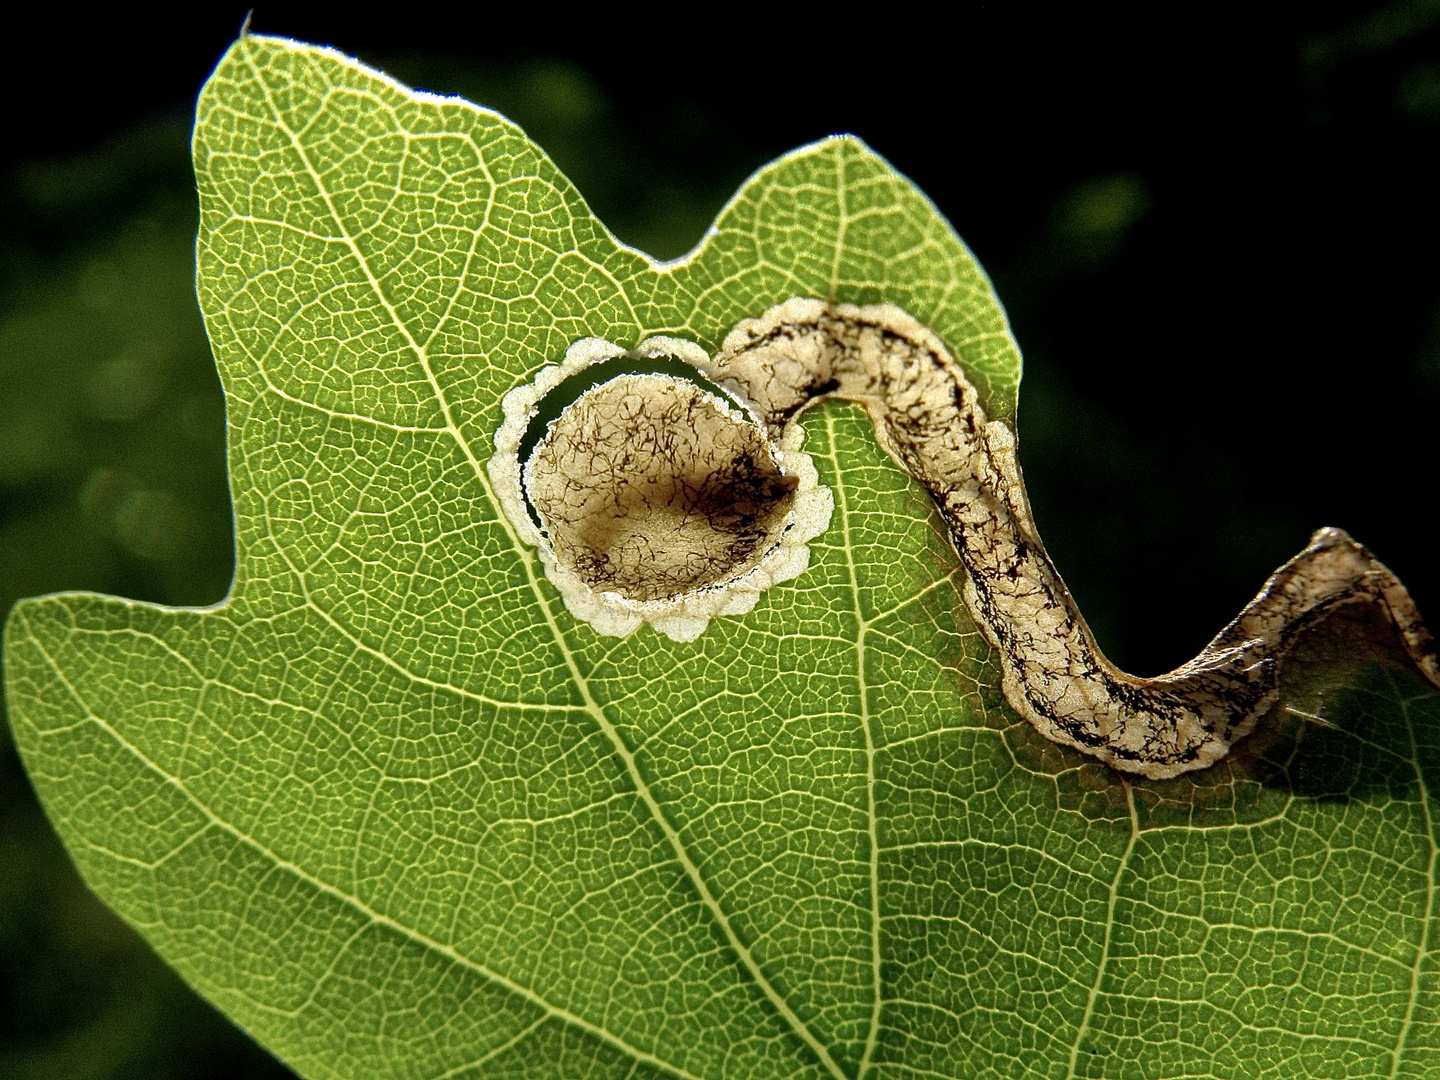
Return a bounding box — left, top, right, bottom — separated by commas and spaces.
2, 4, 1436, 1076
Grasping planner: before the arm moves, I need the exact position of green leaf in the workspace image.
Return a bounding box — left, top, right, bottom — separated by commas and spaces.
5, 34, 1438, 1080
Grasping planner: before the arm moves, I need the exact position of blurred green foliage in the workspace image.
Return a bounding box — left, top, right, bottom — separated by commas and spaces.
0, 121, 282, 1079
0, 123, 232, 610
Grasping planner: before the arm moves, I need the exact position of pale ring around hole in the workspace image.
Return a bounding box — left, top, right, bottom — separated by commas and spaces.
488, 334, 833, 642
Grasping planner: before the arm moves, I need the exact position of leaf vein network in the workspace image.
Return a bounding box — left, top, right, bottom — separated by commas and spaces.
25, 608, 706, 1080
1389, 673, 1437, 1078
237, 39, 847, 1080
1062, 782, 1139, 1080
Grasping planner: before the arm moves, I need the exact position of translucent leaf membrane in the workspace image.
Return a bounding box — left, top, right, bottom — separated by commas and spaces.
5, 34, 1437, 1080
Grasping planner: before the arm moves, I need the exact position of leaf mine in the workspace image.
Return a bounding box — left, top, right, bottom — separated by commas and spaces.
498, 297, 1439, 776
704, 297, 1440, 779
526, 373, 797, 601
11, 33, 1440, 1080
489, 334, 832, 642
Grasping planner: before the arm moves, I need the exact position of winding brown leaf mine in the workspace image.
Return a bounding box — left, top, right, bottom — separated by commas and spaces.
493, 299, 1440, 778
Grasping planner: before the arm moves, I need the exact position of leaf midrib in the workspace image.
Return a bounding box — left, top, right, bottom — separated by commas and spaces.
233, 37, 848, 1080
820, 410, 884, 1080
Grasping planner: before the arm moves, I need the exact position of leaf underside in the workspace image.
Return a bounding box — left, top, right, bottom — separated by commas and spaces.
5, 35, 1438, 1080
